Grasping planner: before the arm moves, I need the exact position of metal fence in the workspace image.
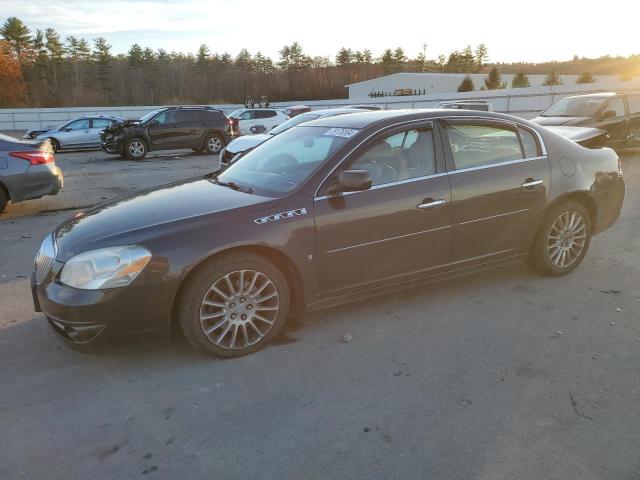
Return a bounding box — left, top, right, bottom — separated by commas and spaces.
2, 79, 639, 131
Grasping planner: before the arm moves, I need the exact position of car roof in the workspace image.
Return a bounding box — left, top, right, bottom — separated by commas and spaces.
564, 92, 617, 100
302, 108, 524, 129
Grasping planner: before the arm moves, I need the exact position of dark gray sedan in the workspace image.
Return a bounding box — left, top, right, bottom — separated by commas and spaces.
0, 134, 63, 212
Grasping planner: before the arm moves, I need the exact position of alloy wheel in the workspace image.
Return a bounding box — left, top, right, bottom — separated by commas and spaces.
547, 210, 587, 268
199, 269, 280, 350
208, 136, 222, 153
128, 140, 145, 158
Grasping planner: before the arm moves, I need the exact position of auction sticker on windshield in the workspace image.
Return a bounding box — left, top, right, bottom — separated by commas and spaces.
324, 128, 359, 138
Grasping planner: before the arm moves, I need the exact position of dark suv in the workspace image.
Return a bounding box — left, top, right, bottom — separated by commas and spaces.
101, 106, 236, 160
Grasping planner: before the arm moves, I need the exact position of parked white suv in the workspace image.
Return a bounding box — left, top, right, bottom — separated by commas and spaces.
228, 108, 289, 135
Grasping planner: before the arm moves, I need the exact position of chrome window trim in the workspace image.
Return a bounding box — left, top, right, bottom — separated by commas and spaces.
312, 115, 548, 198
447, 155, 548, 175
314, 172, 449, 201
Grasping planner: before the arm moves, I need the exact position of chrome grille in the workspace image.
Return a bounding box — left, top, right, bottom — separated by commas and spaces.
34, 234, 57, 284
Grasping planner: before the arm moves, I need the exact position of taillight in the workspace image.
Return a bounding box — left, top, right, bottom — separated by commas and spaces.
9, 150, 54, 165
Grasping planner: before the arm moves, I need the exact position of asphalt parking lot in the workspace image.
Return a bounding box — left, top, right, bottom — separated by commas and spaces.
1, 148, 639, 479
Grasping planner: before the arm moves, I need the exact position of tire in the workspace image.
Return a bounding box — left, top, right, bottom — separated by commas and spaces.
204, 133, 225, 155
0, 186, 8, 213
527, 200, 592, 276
124, 138, 147, 160
48, 138, 60, 152
178, 253, 290, 358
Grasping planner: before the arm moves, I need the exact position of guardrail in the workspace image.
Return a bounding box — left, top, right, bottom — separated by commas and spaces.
2, 79, 639, 131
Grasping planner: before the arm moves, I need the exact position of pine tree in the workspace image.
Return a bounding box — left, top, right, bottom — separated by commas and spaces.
196, 44, 210, 66
576, 72, 595, 84
392, 47, 407, 64
336, 47, 353, 66
92, 37, 113, 99
511, 70, 530, 88
127, 44, 144, 67
484, 66, 506, 89
543, 70, 562, 86
475, 43, 488, 69
457, 75, 475, 92
0, 17, 32, 58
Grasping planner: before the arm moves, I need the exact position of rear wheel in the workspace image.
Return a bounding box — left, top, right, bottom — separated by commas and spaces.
178, 253, 290, 358
204, 133, 224, 154
124, 138, 147, 160
527, 201, 592, 276
48, 138, 60, 152
0, 186, 8, 213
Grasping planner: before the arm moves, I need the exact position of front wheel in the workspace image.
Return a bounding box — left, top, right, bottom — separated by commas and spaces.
124, 138, 147, 160
204, 133, 224, 154
527, 201, 592, 276
178, 253, 290, 358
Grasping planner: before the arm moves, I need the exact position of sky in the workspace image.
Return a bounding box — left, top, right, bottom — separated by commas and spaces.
1, 0, 637, 63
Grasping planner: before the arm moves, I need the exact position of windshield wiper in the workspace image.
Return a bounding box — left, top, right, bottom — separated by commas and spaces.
207, 175, 253, 194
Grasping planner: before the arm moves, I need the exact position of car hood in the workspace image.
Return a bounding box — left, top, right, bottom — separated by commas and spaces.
226, 134, 271, 154
53, 177, 278, 261
530, 116, 588, 126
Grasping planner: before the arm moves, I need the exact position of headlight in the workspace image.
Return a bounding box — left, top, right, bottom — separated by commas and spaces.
60, 245, 151, 290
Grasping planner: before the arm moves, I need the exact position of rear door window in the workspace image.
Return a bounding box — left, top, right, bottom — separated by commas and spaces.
66, 119, 90, 130
518, 128, 541, 158
91, 119, 110, 129
604, 97, 626, 118
445, 123, 524, 170
174, 110, 195, 124
627, 94, 640, 115
255, 110, 277, 119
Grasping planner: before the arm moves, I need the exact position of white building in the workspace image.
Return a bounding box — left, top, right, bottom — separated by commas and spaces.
346, 72, 618, 100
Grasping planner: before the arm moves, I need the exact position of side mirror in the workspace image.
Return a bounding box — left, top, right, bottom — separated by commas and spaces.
329, 170, 372, 194
602, 110, 616, 120
64, 127, 72, 132
148, 120, 159, 127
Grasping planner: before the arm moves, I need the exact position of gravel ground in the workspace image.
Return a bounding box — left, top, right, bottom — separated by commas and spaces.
0, 148, 639, 480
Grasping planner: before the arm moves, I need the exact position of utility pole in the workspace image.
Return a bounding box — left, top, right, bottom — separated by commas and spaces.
422, 43, 427, 72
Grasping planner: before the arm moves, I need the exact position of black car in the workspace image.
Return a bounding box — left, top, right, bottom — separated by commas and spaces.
531, 92, 640, 149
33, 109, 625, 357
100, 106, 235, 160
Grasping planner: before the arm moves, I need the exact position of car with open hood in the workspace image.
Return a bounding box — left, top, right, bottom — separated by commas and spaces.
100, 106, 235, 160
531, 92, 640, 149
33, 109, 624, 358
23, 116, 125, 152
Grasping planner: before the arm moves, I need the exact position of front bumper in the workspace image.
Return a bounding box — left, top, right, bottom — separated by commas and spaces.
32, 261, 174, 346
100, 134, 124, 154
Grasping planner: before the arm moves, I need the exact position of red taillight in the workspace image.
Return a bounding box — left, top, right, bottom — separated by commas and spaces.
9, 150, 54, 165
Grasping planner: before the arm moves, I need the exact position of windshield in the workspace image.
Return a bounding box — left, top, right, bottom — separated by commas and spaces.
269, 113, 322, 135
138, 109, 164, 124
542, 96, 607, 117
216, 125, 356, 196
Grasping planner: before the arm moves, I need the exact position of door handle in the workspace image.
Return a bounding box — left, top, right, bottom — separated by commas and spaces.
521, 179, 544, 188
417, 199, 446, 210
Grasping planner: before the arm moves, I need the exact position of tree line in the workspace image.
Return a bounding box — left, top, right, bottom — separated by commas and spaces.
0, 16, 638, 108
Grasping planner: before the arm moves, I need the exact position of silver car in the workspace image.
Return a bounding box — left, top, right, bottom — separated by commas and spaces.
0, 134, 63, 212
25, 116, 124, 152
